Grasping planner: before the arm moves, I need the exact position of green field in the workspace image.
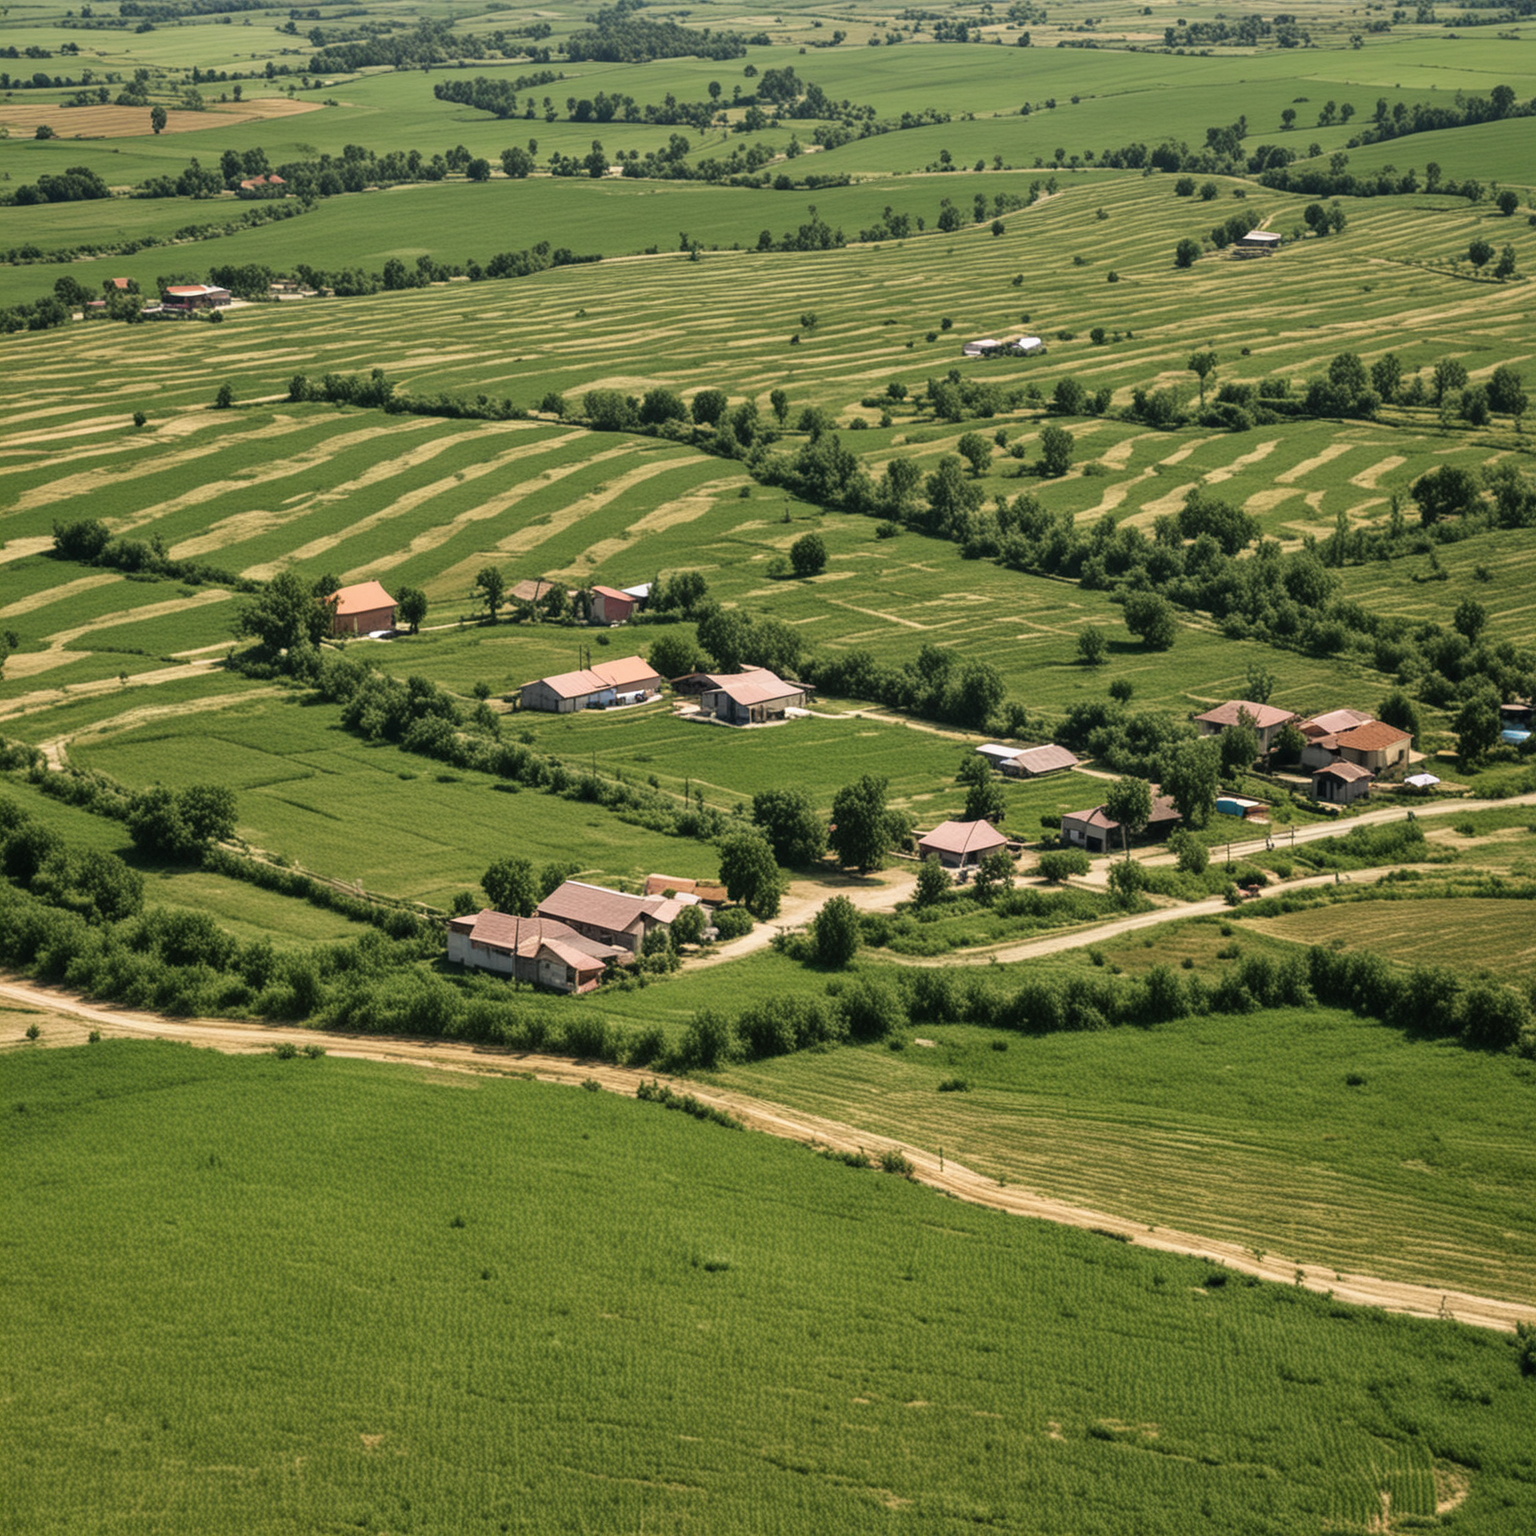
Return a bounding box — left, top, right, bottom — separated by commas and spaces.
5, 1039, 1535, 1535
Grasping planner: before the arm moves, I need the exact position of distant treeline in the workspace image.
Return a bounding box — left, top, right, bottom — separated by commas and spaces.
52, 516, 259, 592
308, 19, 551, 75
431, 70, 566, 118
565, 0, 753, 63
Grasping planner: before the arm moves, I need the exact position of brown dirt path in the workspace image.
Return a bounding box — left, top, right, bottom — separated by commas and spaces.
3, 974, 1529, 1333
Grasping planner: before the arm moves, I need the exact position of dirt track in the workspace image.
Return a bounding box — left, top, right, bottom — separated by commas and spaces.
4, 974, 1531, 1334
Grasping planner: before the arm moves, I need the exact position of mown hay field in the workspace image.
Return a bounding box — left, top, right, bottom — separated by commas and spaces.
5, 1039, 1534, 1535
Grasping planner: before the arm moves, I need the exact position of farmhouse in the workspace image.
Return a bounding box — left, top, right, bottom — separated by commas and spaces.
537, 880, 694, 953
1002, 743, 1079, 778
1333, 721, 1411, 773
1193, 700, 1299, 755
161, 283, 231, 310
697, 669, 806, 726
1061, 788, 1181, 854
519, 655, 663, 714
328, 580, 396, 636
1298, 708, 1376, 768
1235, 230, 1282, 255
446, 910, 626, 994
917, 819, 1010, 871
1312, 761, 1373, 806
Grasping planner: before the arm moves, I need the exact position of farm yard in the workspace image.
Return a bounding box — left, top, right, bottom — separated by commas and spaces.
5, 0, 1536, 1529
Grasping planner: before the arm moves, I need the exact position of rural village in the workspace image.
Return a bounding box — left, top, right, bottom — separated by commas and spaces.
3, 0, 1536, 1530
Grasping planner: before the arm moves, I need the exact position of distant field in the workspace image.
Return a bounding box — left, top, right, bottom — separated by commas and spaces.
1250, 896, 1536, 977
6, 1040, 1535, 1534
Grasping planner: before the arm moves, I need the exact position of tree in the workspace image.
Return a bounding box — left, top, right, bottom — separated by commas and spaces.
963, 772, 1006, 823
1187, 349, 1218, 406
1244, 664, 1278, 705
1122, 591, 1177, 650
697, 606, 751, 671
1174, 238, 1202, 268
1412, 464, 1480, 526
1370, 354, 1403, 403
473, 565, 505, 622
500, 145, 534, 177
751, 787, 826, 866
397, 586, 428, 634
1108, 858, 1149, 904
647, 631, 701, 680
769, 387, 790, 425
1496, 189, 1520, 217
829, 775, 893, 872
1468, 237, 1495, 270
466, 157, 492, 182
1219, 712, 1260, 777
1454, 689, 1502, 764
482, 855, 538, 915
1487, 365, 1527, 424
1272, 722, 1306, 764
1377, 689, 1421, 745
973, 847, 1015, 901
1103, 776, 1152, 858
213, 382, 234, 409
671, 901, 706, 947
1167, 829, 1209, 875
690, 388, 729, 427
179, 784, 237, 845
717, 829, 783, 918
1453, 596, 1487, 643
1160, 736, 1221, 828
914, 855, 950, 907
150, 105, 167, 134
1432, 358, 1468, 404
1076, 628, 1107, 666
1494, 245, 1518, 281
956, 431, 991, 477
789, 532, 827, 577
1036, 849, 1090, 882
811, 895, 861, 967
237, 570, 331, 652
1038, 422, 1074, 477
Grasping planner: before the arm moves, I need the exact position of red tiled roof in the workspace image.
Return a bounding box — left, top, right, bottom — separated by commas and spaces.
592, 585, 634, 603
917, 819, 1010, 858
1194, 700, 1297, 730
1301, 708, 1373, 739
591, 655, 660, 689
329, 580, 396, 617
450, 910, 622, 968
538, 880, 669, 935
1334, 721, 1411, 752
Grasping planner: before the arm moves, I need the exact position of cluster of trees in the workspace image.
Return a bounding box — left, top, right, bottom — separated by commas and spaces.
1347, 84, 1532, 148
307, 19, 549, 75
4, 165, 110, 207
0, 797, 144, 924
430, 70, 565, 119
52, 516, 257, 592
564, 0, 752, 62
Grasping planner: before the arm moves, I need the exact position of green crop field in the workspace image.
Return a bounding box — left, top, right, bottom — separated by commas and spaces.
5, 1040, 1535, 1535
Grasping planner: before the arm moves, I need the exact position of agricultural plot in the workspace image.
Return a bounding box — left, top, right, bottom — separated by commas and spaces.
5, 1040, 1535, 1535
726, 999, 1536, 1304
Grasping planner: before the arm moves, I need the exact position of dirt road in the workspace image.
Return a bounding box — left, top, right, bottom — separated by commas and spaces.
4, 974, 1530, 1333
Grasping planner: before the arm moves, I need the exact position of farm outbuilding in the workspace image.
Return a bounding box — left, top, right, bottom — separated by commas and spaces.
161, 283, 231, 310
1002, 744, 1079, 778
697, 670, 806, 726
1061, 788, 1181, 854
975, 743, 1022, 771
447, 910, 626, 994
1235, 230, 1282, 255
519, 655, 663, 714
591, 585, 640, 625
1312, 762, 1373, 806
917, 819, 1010, 871
328, 580, 396, 636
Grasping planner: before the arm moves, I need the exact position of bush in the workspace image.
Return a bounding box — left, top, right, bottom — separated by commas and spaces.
1037, 849, 1090, 882
712, 906, 753, 940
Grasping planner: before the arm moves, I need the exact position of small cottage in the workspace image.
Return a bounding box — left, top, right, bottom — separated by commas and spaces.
917, 819, 1010, 871
1193, 700, 1299, 755
697, 670, 806, 726
1061, 788, 1181, 854
328, 580, 396, 636
1312, 761, 1372, 806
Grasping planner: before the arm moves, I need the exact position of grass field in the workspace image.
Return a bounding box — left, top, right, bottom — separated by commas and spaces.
724, 998, 1536, 1304
5, 1039, 1534, 1534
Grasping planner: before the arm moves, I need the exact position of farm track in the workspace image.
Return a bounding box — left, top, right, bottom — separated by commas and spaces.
3, 972, 1531, 1334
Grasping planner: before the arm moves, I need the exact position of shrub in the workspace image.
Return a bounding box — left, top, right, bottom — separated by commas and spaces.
937, 1076, 971, 1093
879, 1148, 915, 1176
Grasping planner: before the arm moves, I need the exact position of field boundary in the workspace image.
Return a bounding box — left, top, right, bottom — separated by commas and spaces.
5, 973, 1532, 1333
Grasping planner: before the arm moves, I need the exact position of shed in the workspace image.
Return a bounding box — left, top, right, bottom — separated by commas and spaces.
519, 655, 662, 714
697, 670, 806, 726
591, 585, 639, 626
1004, 336, 1046, 355
1311, 761, 1373, 806
1061, 787, 1181, 854
976, 743, 1022, 771
1215, 794, 1269, 821
1235, 230, 1282, 256
963, 338, 1003, 358
328, 580, 396, 636
917, 819, 1010, 871
161, 283, 231, 310
1002, 744, 1079, 778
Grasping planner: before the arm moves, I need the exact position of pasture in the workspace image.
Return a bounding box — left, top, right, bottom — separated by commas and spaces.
4, 1039, 1534, 1534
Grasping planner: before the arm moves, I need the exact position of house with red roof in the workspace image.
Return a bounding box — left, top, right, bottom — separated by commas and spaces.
447, 910, 626, 993
536, 880, 694, 953
916, 819, 1010, 871
519, 655, 663, 713
327, 580, 396, 636
1193, 700, 1298, 755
